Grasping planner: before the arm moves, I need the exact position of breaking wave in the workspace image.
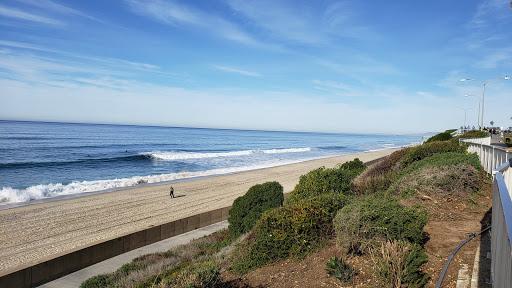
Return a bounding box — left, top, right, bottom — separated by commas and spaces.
0, 159, 307, 204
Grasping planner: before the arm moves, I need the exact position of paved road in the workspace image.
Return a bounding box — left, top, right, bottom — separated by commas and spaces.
38, 221, 228, 288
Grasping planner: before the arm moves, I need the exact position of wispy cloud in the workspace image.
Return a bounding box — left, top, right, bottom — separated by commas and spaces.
15, 0, 104, 23
0, 4, 63, 26
213, 65, 261, 77
125, 0, 261, 46
470, 0, 509, 29
0, 40, 165, 76
0, 41, 179, 89
475, 47, 512, 69
312, 80, 358, 97
226, 0, 374, 45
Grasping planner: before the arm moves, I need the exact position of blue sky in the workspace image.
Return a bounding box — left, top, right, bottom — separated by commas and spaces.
0, 0, 511, 133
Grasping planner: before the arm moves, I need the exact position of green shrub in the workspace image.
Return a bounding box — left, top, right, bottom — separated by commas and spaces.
352, 149, 410, 195
162, 259, 221, 288
425, 129, 455, 143
400, 152, 480, 175
372, 241, 428, 288
334, 197, 427, 255
325, 256, 355, 283
287, 158, 365, 203
80, 275, 111, 288
232, 193, 349, 273
457, 130, 489, 139
388, 152, 483, 198
399, 141, 466, 168
228, 181, 284, 237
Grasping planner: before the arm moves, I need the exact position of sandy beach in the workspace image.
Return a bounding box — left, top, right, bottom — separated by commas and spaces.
0, 148, 396, 275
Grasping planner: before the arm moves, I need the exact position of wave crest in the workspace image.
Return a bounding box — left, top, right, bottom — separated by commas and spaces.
0, 159, 308, 204
145, 147, 312, 160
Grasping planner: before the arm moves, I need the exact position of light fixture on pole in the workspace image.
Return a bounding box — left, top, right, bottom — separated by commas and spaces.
459, 75, 511, 129
464, 93, 480, 128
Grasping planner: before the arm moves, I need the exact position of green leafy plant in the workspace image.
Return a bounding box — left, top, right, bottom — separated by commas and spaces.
232, 193, 349, 273
456, 130, 490, 140
372, 241, 429, 288
325, 256, 355, 283
80, 275, 111, 288
399, 141, 466, 168
287, 158, 365, 203
425, 129, 455, 143
228, 181, 284, 238
334, 196, 427, 255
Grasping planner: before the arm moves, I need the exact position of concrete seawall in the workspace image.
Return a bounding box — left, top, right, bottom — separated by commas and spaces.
0, 206, 231, 288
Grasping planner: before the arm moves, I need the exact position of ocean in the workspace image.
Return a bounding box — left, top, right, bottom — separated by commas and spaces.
0, 120, 423, 205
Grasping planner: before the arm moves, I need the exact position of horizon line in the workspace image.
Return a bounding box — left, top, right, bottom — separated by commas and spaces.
0, 118, 430, 136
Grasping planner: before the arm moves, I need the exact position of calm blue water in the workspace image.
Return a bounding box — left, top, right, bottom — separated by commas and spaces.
0, 120, 422, 204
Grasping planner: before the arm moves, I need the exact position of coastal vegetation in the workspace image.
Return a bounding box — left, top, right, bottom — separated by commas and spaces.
425, 129, 456, 143
286, 158, 364, 203
82, 137, 491, 287
228, 181, 283, 238
231, 193, 349, 273
456, 130, 490, 139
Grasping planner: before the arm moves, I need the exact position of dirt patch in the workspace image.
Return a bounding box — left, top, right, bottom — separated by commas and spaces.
222, 240, 381, 288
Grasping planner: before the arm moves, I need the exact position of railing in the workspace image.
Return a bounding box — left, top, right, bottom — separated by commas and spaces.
462, 139, 510, 174
491, 160, 512, 287
463, 138, 512, 287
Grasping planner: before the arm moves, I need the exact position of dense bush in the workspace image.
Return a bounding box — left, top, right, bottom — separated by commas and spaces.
228, 181, 284, 237
399, 141, 466, 168
389, 152, 483, 197
372, 241, 428, 288
325, 256, 355, 283
80, 275, 111, 288
425, 129, 455, 143
334, 197, 427, 255
232, 193, 349, 273
352, 149, 410, 195
457, 130, 489, 139
287, 158, 365, 203
161, 259, 221, 288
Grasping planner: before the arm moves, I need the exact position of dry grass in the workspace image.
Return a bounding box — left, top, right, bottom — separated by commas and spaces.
371, 241, 412, 287
352, 149, 409, 195
390, 164, 483, 197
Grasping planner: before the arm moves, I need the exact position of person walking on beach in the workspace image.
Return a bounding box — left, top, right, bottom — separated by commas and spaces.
169, 186, 175, 198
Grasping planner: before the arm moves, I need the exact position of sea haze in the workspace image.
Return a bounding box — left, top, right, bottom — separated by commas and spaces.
0, 120, 422, 204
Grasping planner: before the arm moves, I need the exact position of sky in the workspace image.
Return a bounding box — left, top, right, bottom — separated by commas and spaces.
0, 0, 511, 134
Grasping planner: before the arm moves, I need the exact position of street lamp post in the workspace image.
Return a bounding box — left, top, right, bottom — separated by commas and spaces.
458, 107, 472, 130
460, 75, 510, 130
464, 93, 480, 129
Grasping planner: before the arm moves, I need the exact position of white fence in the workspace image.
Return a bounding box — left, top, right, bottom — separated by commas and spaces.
461, 136, 492, 145
464, 140, 512, 287
492, 161, 512, 287
463, 140, 510, 174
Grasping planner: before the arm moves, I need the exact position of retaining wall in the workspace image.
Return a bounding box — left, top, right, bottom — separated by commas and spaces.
0, 206, 231, 288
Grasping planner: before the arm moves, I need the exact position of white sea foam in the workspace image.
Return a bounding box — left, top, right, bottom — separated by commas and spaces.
0, 158, 311, 205
145, 147, 312, 160
146, 150, 254, 160
262, 147, 311, 154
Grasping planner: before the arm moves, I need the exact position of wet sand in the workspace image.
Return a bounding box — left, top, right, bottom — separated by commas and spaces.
0, 148, 397, 275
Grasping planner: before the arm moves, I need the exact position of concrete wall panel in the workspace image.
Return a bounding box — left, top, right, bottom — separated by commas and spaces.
0, 205, 232, 288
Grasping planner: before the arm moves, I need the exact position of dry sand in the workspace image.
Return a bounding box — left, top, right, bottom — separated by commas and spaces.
0, 148, 396, 275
